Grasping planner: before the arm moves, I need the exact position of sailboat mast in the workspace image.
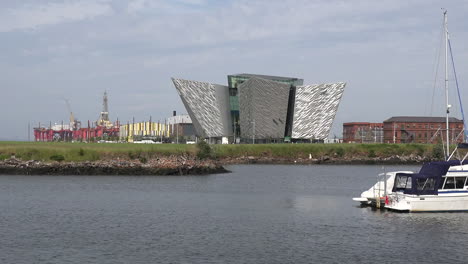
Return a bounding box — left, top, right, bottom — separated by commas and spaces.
444, 10, 450, 159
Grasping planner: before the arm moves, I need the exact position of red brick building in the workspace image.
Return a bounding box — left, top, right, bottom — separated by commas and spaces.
343, 122, 384, 143
383, 116, 464, 144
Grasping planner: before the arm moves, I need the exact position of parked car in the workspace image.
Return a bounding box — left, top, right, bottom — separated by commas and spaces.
134, 140, 156, 144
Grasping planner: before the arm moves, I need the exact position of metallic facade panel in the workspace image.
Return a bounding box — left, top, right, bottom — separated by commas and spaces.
292, 82, 346, 139
238, 77, 290, 139
172, 78, 232, 138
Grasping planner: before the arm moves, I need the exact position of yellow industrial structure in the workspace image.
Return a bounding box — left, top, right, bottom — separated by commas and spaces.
119, 122, 170, 142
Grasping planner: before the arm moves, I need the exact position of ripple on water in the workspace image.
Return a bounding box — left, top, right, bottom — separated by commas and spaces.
0, 164, 466, 263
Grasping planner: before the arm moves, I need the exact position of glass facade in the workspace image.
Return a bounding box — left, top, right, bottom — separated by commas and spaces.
227, 74, 304, 140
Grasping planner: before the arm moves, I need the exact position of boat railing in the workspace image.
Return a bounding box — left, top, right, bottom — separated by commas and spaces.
373, 173, 390, 208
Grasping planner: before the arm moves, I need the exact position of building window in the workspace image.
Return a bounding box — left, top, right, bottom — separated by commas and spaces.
229, 88, 237, 96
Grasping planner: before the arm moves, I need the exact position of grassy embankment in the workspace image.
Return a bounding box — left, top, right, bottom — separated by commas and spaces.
0, 141, 196, 162
211, 143, 447, 162
0, 141, 446, 163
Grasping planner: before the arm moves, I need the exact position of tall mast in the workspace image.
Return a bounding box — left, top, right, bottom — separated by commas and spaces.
103, 91, 109, 113
97, 91, 111, 128
444, 10, 450, 159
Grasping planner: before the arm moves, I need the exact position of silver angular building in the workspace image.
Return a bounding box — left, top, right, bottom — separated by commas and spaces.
172, 74, 346, 143
292, 83, 346, 140
238, 77, 291, 139
172, 78, 232, 139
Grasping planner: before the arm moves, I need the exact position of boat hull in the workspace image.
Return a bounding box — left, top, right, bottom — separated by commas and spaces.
386, 193, 468, 212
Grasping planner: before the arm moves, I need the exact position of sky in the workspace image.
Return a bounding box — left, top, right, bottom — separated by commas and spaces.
1, 0, 468, 140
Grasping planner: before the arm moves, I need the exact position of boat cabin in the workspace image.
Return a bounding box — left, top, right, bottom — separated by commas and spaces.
441, 176, 468, 189
392, 160, 468, 195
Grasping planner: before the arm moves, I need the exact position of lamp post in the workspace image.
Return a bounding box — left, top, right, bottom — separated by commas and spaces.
374, 126, 376, 143
251, 120, 255, 144
361, 127, 364, 144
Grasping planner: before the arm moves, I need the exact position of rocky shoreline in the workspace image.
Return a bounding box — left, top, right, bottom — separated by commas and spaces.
0, 154, 436, 176
219, 154, 432, 165
0, 157, 228, 176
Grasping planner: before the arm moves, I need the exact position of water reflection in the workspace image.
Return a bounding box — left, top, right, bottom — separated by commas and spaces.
292, 195, 341, 213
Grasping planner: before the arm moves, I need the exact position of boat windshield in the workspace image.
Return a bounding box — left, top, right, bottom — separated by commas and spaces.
392, 173, 441, 195
395, 175, 412, 191
416, 178, 435, 190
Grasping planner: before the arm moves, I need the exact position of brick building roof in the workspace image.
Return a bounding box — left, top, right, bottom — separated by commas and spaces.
384, 116, 463, 123
343, 122, 383, 126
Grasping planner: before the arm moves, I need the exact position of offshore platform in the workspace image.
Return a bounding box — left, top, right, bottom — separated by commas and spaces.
33, 92, 119, 142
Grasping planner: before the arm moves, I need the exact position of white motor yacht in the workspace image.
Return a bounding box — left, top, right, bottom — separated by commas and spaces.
385, 10, 468, 212
385, 160, 468, 212
352, 171, 413, 206
355, 10, 468, 212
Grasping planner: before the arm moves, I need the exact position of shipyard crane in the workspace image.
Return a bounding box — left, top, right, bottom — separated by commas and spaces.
63, 98, 81, 130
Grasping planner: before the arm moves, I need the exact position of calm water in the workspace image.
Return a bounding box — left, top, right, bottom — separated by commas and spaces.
1, 165, 467, 264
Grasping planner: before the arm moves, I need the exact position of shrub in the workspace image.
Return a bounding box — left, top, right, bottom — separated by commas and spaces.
0, 153, 9, 160
432, 144, 444, 160
50, 154, 65, 162
335, 147, 345, 157
78, 148, 85, 156
196, 140, 212, 159
415, 145, 425, 156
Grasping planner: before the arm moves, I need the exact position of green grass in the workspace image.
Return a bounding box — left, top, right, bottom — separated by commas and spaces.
211, 143, 438, 159
0, 141, 196, 162
0, 141, 446, 162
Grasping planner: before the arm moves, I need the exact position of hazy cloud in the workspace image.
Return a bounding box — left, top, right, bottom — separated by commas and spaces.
0, 0, 113, 32
1, 0, 468, 140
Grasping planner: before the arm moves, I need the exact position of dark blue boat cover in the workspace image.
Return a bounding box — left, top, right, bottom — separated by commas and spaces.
392, 160, 468, 195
